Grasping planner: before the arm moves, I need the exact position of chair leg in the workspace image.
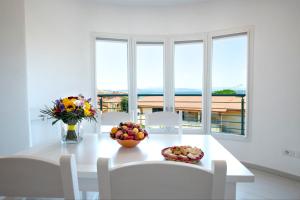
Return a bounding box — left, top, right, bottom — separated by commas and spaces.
225, 182, 236, 200
82, 191, 88, 200
81, 191, 99, 200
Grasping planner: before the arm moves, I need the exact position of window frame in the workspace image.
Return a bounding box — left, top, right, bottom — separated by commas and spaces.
133, 36, 167, 122
170, 34, 207, 134
92, 26, 254, 140
208, 27, 254, 140
91, 33, 131, 118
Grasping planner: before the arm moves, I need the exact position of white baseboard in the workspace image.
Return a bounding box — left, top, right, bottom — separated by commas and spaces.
242, 162, 300, 182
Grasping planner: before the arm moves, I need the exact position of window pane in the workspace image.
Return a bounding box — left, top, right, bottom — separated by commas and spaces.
96, 39, 128, 114
174, 41, 203, 129
136, 43, 164, 125
211, 34, 247, 135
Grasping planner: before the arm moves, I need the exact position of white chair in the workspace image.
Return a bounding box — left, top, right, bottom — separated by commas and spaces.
145, 111, 183, 135
98, 112, 130, 133
97, 158, 227, 200
0, 155, 80, 199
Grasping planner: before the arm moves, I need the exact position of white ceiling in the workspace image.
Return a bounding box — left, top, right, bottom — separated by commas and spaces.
90, 0, 210, 6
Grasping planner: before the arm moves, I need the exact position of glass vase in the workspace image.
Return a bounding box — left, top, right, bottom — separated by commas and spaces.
61, 122, 83, 143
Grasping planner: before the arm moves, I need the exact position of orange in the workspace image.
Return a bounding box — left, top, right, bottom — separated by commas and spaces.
137, 132, 145, 140
111, 127, 118, 134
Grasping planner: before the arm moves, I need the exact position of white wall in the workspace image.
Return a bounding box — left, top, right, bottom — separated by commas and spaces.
25, 0, 300, 175
0, 0, 30, 155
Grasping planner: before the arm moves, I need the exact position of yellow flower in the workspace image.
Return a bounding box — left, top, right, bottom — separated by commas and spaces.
84, 101, 91, 110
66, 103, 76, 112
71, 98, 77, 103
62, 98, 76, 112
84, 108, 91, 116
62, 98, 70, 105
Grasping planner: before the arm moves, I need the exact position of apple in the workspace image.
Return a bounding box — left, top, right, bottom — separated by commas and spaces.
127, 136, 134, 140
132, 134, 137, 140
127, 123, 133, 128
132, 128, 139, 134
127, 131, 134, 136
115, 130, 123, 139
123, 133, 128, 139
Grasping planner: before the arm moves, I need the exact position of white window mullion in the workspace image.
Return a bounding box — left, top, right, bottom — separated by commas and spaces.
245, 28, 254, 138
164, 38, 174, 112
128, 38, 137, 122
203, 33, 212, 135
91, 35, 97, 132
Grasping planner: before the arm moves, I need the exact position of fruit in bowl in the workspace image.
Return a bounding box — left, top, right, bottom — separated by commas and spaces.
161, 146, 204, 164
110, 122, 148, 148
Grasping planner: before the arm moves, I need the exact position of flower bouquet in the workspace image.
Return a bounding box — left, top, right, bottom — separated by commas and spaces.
110, 122, 148, 148
40, 95, 96, 143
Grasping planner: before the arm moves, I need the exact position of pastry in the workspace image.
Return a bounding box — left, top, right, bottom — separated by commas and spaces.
161, 146, 204, 164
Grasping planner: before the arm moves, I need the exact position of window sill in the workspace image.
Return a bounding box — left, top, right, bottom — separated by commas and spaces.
211, 132, 249, 142
146, 127, 204, 135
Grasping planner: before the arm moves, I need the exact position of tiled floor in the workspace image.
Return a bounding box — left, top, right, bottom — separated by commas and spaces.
237, 168, 300, 200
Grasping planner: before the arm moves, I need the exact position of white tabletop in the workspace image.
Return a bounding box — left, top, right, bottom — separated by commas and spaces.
18, 133, 254, 183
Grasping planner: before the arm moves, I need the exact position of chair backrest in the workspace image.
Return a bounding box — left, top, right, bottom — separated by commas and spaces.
145, 111, 182, 134
0, 155, 80, 199
98, 112, 130, 133
97, 158, 226, 200
99, 112, 130, 125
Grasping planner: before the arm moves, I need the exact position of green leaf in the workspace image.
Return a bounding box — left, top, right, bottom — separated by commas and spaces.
52, 119, 59, 125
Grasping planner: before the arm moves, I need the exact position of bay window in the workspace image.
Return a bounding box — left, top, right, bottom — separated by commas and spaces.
94, 27, 252, 137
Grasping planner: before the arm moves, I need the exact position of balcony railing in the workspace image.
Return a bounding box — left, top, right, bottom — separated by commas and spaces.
97, 93, 246, 135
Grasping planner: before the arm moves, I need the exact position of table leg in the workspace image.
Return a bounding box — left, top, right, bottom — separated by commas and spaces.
225, 182, 236, 200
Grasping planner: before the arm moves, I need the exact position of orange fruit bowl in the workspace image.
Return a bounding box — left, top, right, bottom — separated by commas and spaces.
116, 139, 141, 148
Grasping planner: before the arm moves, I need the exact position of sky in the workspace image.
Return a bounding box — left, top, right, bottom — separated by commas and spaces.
174, 41, 203, 90
136, 44, 164, 89
96, 40, 128, 91
96, 34, 247, 93
212, 35, 247, 90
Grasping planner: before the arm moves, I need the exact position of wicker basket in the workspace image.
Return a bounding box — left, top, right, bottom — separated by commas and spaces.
161, 146, 204, 164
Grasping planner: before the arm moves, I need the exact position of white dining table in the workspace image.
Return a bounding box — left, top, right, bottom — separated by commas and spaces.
18, 133, 254, 200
